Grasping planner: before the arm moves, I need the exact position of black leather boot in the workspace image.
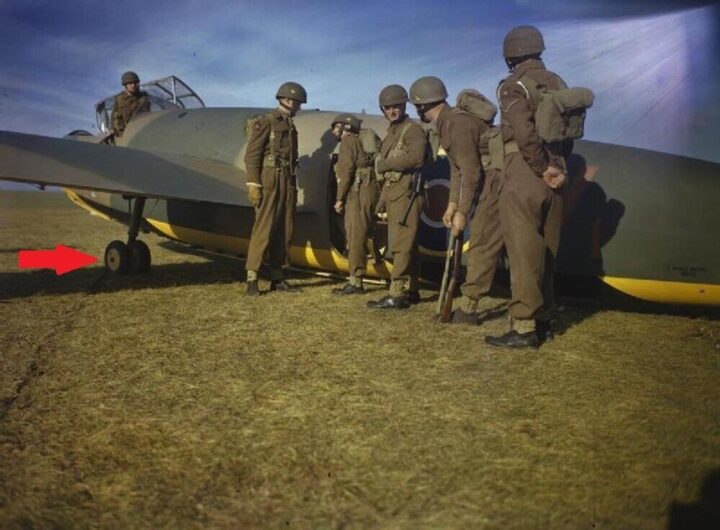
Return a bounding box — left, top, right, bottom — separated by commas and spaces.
270, 279, 302, 292
332, 283, 365, 295
407, 291, 421, 305
367, 295, 410, 309
485, 330, 539, 349
246, 280, 260, 296
535, 319, 555, 344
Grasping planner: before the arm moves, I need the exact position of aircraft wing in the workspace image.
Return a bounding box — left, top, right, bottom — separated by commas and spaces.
0, 131, 246, 205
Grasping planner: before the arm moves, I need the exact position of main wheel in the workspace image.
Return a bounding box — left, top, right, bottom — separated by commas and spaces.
128, 240, 151, 273
104, 240, 130, 274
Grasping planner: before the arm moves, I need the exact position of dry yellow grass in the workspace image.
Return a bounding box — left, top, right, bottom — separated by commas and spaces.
1, 191, 719, 529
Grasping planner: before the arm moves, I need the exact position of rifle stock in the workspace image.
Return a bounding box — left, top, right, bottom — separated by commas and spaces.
438, 234, 463, 323
436, 234, 455, 316
399, 171, 425, 227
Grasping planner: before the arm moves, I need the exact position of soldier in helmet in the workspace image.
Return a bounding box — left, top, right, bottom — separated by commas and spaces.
485, 25, 570, 348
244, 81, 307, 295
409, 76, 504, 324
367, 84, 427, 309
111, 71, 150, 137
330, 113, 381, 295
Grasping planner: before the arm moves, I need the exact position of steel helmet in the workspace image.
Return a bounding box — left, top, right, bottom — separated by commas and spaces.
503, 25, 545, 59
378, 84, 408, 107
331, 113, 362, 133
276, 81, 307, 103
409, 76, 448, 105
121, 71, 140, 85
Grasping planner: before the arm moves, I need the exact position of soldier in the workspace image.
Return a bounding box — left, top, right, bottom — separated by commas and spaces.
485, 26, 570, 348
111, 71, 150, 137
367, 85, 427, 309
409, 76, 504, 324
330, 113, 381, 295
244, 81, 307, 296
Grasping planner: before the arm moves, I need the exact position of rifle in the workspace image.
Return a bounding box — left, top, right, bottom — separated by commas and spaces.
436, 233, 456, 317
399, 171, 425, 227
438, 233, 464, 323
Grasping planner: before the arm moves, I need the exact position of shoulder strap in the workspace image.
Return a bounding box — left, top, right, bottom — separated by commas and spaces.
516, 74, 542, 109
398, 121, 413, 145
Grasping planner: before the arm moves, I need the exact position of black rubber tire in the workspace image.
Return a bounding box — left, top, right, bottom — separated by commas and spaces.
129, 240, 151, 273
104, 240, 130, 274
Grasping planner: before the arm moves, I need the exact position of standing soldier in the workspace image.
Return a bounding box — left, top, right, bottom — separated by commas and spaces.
111, 71, 150, 137
367, 85, 427, 309
409, 76, 504, 324
244, 81, 307, 296
330, 113, 381, 295
485, 26, 569, 348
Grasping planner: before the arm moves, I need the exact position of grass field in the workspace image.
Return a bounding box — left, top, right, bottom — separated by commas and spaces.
1, 191, 719, 529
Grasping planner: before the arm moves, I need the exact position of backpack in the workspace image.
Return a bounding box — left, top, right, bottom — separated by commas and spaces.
456, 89, 498, 124
455, 89, 502, 170
355, 128, 382, 180
516, 76, 595, 143
358, 127, 381, 158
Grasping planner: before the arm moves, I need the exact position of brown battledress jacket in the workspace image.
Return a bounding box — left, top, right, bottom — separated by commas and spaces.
498, 58, 569, 320
335, 133, 379, 279
111, 90, 150, 136
244, 109, 298, 274
377, 116, 426, 290
436, 105, 504, 300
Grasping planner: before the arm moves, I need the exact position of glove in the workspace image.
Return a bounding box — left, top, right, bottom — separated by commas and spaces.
248, 185, 263, 208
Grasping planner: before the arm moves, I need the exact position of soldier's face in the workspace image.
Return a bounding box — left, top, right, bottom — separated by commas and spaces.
414, 104, 430, 123
124, 82, 140, 95
278, 97, 302, 117
382, 103, 405, 123
331, 123, 343, 139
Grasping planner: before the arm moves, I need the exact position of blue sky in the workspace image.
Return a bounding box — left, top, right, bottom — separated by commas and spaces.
1, 0, 719, 162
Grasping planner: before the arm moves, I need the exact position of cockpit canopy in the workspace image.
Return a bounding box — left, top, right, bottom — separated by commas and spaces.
95, 75, 205, 134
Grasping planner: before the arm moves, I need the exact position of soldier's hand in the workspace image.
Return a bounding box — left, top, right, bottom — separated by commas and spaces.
542, 166, 566, 189
451, 211, 466, 237
443, 202, 458, 228
375, 197, 386, 216
334, 200, 344, 214
248, 185, 263, 208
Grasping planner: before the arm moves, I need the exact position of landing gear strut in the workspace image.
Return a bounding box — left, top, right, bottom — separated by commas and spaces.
103, 197, 152, 274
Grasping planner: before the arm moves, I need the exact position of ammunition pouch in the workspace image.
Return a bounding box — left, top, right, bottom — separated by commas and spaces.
480, 154, 492, 171
385, 170, 403, 183
503, 140, 520, 155
355, 167, 374, 181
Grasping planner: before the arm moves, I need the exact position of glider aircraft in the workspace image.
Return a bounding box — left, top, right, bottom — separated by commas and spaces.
1, 76, 718, 305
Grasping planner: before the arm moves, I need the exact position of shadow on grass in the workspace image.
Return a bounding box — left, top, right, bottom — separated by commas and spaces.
667, 467, 720, 530
3, 241, 717, 325
0, 259, 339, 302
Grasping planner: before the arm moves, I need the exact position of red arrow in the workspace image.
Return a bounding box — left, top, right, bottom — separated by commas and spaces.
18, 245, 98, 275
